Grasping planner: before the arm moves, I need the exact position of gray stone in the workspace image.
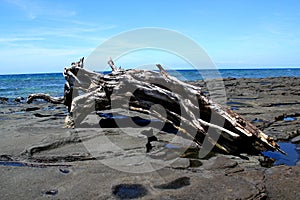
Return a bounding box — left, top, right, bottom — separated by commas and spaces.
170, 158, 190, 169
291, 135, 300, 143
189, 159, 202, 168
2, 77, 300, 199
209, 156, 238, 170
265, 166, 300, 199
166, 170, 266, 199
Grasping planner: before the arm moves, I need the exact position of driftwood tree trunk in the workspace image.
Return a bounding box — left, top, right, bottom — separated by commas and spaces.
28, 57, 284, 156
65, 58, 284, 155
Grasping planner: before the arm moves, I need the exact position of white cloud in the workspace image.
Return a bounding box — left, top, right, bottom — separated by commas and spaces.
0, 37, 45, 43
5, 0, 76, 20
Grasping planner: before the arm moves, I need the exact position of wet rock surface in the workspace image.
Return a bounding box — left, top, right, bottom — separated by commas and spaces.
191, 77, 300, 141
0, 77, 299, 199
265, 166, 300, 199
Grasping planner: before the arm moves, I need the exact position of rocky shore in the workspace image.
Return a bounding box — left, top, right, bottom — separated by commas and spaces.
0, 77, 299, 199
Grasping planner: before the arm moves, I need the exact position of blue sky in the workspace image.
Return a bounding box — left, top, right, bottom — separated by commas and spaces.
1, 0, 300, 74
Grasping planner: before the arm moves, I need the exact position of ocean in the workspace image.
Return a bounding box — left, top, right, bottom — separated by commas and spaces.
1, 68, 300, 99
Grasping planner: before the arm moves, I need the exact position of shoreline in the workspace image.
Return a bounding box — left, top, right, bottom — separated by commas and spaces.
1, 76, 299, 159
1, 76, 300, 199
1, 76, 299, 139
1, 70, 300, 99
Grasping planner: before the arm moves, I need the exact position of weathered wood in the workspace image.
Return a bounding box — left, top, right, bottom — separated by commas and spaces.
108, 57, 117, 71
27, 57, 284, 156
63, 58, 284, 155
27, 93, 64, 104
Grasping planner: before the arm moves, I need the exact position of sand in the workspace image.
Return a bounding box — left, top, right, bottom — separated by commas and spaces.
0, 77, 300, 199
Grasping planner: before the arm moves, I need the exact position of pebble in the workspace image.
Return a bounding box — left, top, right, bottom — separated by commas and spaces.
59, 168, 70, 174
44, 189, 58, 196
14, 97, 24, 102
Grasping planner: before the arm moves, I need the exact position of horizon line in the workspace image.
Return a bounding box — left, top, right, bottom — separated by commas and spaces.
1, 66, 300, 76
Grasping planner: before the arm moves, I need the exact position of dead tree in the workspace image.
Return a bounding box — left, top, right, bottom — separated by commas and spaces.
27, 94, 64, 104
28, 57, 284, 155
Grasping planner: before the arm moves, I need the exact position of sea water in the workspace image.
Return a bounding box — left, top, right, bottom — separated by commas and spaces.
1, 68, 300, 98
0, 73, 65, 98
